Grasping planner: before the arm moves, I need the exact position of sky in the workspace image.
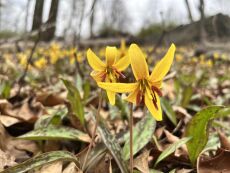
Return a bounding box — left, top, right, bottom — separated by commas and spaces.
0, 0, 230, 38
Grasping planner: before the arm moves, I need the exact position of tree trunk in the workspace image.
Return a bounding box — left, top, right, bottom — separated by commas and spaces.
42, 0, 60, 41
32, 0, 44, 31
199, 0, 206, 43
89, 0, 98, 38
184, 0, 193, 23
25, 0, 31, 32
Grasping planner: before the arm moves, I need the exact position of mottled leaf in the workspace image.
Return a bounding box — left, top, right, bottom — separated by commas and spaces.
97, 118, 129, 173
18, 125, 90, 143
34, 108, 67, 129
0, 151, 79, 173
62, 79, 84, 125
154, 137, 191, 167
122, 111, 156, 160
161, 98, 177, 125
185, 106, 224, 166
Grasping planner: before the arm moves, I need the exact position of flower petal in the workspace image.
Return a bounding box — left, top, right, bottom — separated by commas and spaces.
125, 87, 139, 104
113, 55, 130, 71
144, 92, 162, 121
106, 90, 116, 105
150, 44, 176, 83
106, 46, 117, 66
97, 82, 138, 93
129, 44, 149, 80
87, 49, 106, 71
90, 71, 104, 82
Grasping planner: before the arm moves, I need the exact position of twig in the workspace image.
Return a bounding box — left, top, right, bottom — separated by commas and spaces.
82, 89, 103, 171
129, 103, 134, 173
16, 28, 42, 95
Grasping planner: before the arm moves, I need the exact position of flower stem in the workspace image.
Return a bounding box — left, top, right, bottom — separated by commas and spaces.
129, 103, 134, 173
82, 89, 103, 171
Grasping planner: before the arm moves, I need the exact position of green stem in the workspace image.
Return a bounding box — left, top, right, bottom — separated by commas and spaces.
129, 103, 133, 173
82, 89, 103, 171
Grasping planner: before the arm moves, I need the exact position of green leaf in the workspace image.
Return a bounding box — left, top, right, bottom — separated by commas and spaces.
81, 143, 107, 172
150, 169, 163, 173
122, 111, 156, 160
0, 81, 11, 99
154, 137, 191, 167
18, 125, 90, 143
97, 118, 129, 173
181, 86, 193, 107
169, 169, 176, 173
62, 79, 84, 125
185, 106, 224, 166
34, 108, 67, 129
83, 81, 90, 103
0, 151, 79, 173
161, 98, 177, 125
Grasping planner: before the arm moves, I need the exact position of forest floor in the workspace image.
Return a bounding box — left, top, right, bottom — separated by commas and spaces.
0, 41, 230, 173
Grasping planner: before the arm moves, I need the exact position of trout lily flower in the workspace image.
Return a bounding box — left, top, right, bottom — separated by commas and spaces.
98, 44, 176, 120
87, 46, 130, 105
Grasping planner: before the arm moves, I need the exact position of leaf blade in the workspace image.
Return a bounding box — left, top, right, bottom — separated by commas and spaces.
0, 151, 79, 173
18, 125, 91, 143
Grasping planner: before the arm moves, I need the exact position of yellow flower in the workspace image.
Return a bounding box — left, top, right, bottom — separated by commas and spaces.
87, 46, 130, 105
34, 57, 47, 69
213, 52, 219, 59
118, 39, 127, 58
175, 54, 183, 62
98, 44, 176, 120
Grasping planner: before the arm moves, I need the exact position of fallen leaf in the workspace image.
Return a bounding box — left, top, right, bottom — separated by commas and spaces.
36, 93, 66, 107
133, 150, 150, 173
198, 149, 230, 173
0, 149, 16, 171
218, 131, 230, 150
39, 161, 62, 173
62, 162, 81, 173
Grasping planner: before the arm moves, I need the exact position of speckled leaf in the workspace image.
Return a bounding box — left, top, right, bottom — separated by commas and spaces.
97, 120, 129, 173
81, 143, 107, 172
0, 151, 79, 173
18, 125, 90, 143
122, 111, 156, 160
154, 137, 191, 167
62, 79, 84, 125
161, 98, 177, 125
185, 106, 224, 166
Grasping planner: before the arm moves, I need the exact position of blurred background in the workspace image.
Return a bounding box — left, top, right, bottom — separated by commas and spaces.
0, 0, 230, 45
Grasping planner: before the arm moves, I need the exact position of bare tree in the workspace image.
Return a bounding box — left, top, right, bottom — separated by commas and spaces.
184, 0, 194, 23
89, 0, 98, 38
42, 0, 60, 41
24, 0, 31, 32
32, 0, 44, 31
198, 0, 206, 43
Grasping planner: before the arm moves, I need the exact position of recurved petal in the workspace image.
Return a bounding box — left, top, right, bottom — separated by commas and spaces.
144, 92, 162, 121
150, 44, 176, 83
113, 55, 130, 71
87, 49, 106, 71
129, 44, 149, 80
106, 90, 116, 105
90, 71, 104, 82
106, 46, 117, 66
125, 88, 139, 104
97, 82, 138, 93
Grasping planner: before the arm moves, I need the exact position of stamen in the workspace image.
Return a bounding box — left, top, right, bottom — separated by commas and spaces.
113, 67, 126, 79
152, 91, 157, 103
151, 86, 163, 97
136, 91, 142, 105
100, 73, 106, 82
153, 100, 158, 110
